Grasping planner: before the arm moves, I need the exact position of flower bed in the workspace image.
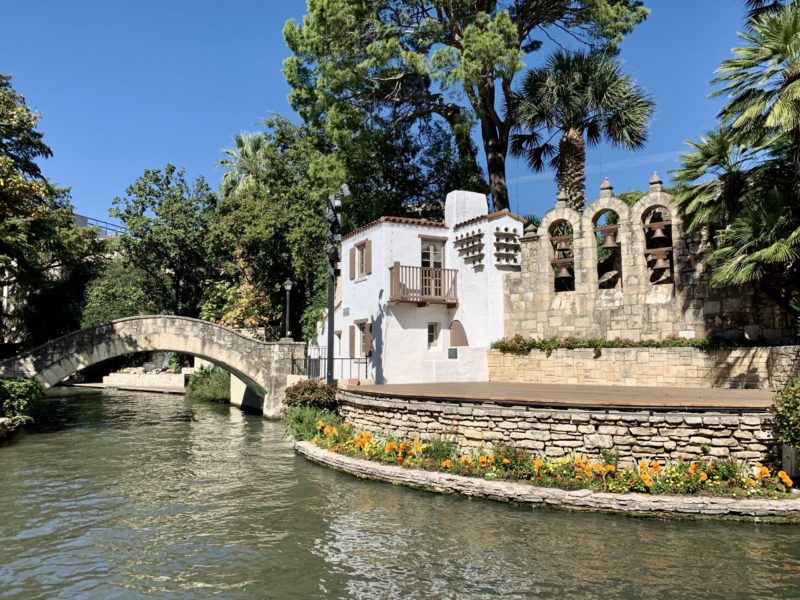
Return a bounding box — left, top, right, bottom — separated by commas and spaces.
308, 417, 795, 500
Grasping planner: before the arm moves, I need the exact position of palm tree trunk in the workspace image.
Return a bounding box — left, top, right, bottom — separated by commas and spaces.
557, 129, 586, 212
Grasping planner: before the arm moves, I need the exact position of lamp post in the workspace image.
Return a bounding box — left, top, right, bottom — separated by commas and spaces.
283, 278, 293, 340
325, 184, 349, 385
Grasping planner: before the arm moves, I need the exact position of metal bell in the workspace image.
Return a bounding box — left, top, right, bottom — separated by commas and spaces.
602, 231, 617, 248
651, 225, 667, 239
653, 254, 670, 269
557, 266, 572, 279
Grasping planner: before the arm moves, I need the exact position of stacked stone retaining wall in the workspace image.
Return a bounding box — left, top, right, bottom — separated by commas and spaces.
488, 346, 800, 389
338, 390, 778, 467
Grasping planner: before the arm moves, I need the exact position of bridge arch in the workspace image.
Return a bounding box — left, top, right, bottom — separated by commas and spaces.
0, 316, 305, 416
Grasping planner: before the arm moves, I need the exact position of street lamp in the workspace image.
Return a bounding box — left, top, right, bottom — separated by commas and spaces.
325, 184, 349, 385
283, 278, 293, 340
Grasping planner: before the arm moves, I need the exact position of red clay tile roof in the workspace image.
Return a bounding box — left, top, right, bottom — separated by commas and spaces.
342, 216, 447, 241
453, 209, 527, 230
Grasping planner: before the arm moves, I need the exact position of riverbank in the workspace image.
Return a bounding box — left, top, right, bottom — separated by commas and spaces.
0, 417, 25, 441
295, 441, 800, 522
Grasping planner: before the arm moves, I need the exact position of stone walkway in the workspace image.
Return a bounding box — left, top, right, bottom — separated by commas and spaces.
353, 382, 774, 412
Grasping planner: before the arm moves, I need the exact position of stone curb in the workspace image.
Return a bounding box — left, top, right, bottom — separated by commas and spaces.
295, 441, 800, 523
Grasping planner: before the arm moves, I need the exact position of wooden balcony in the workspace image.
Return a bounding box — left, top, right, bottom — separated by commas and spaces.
388, 263, 458, 307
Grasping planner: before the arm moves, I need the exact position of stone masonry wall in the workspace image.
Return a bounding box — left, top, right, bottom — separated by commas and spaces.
338, 391, 779, 467
488, 346, 800, 389
503, 176, 794, 344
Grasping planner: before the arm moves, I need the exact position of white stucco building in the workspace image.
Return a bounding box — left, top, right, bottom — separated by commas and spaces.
317, 190, 525, 384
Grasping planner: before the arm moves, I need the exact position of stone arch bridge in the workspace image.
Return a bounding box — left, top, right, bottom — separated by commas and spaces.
0, 316, 305, 417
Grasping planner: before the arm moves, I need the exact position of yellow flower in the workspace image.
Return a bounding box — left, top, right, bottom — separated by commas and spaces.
316, 420, 325, 431
502, 458, 511, 465
778, 471, 794, 488
745, 478, 757, 488
459, 455, 471, 464
310, 437, 318, 446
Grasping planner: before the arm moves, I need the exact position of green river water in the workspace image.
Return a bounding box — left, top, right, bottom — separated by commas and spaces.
1, 389, 799, 599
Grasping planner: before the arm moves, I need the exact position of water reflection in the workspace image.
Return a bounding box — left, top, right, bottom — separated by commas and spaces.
0, 390, 798, 599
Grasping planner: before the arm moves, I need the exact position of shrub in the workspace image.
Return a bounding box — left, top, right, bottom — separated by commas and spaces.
0, 377, 43, 419
284, 405, 340, 441
423, 437, 458, 463
186, 366, 230, 403
284, 378, 337, 410
775, 378, 800, 448
490, 334, 727, 356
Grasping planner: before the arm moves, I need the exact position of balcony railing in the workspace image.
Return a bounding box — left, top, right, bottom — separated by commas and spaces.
389, 263, 458, 306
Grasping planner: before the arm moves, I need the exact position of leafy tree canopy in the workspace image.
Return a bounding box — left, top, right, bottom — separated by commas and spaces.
0, 74, 101, 349
110, 165, 216, 318
284, 0, 648, 210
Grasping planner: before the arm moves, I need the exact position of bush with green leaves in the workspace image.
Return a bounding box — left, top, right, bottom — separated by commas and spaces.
775, 378, 800, 448
0, 377, 42, 422
186, 366, 230, 403
284, 378, 337, 410
284, 405, 340, 441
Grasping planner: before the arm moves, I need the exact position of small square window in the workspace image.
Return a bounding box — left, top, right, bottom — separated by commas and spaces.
448, 348, 458, 360
427, 322, 439, 349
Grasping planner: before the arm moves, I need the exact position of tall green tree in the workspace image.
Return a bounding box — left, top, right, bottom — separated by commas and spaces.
284, 0, 648, 210
81, 256, 167, 327
510, 50, 654, 211
110, 165, 216, 318
674, 4, 800, 322
208, 117, 330, 339
0, 74, 101, 349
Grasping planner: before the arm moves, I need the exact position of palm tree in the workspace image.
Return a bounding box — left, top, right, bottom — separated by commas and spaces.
510, 50, 654, 212
218, 133, 270, 199
713, 4, 800, 180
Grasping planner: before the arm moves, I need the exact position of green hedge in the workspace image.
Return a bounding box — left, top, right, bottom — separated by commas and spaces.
0, 377, 42, 419
284, 379, 337, 410
491, 334, 730, 357
775, 378, 800, 448
186, 366, 230, 403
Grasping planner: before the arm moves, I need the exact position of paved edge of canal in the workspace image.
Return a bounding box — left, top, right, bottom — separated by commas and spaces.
295, 441, 800, 523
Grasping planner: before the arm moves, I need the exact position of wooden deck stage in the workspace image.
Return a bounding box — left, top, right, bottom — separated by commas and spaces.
352, 382, 775, 412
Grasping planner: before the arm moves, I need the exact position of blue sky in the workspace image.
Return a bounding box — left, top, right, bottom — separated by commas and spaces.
2, 1, 745, 221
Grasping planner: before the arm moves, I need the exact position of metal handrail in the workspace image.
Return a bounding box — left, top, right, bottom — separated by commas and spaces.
292, 356, 369, 380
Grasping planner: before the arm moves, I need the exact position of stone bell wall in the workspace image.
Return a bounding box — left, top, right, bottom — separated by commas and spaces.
487, 347, 800, 390
337, 390, 779, 467
503, 175, 794, 344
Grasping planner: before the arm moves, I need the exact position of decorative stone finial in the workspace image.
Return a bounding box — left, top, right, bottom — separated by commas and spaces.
556, 189, 568, 205
599, 177, 613, 199
649, 171, 663, 193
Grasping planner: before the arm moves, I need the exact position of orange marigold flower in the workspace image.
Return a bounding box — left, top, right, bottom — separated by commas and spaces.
385, 442, 398, 453
778, 471, 794, 488
479, 455, 488, 466
605, 465, 616, 473
699, 472, 708, 482
502, 458, 511, 465
441, 459, 453, 469
534, 458, 544, 471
